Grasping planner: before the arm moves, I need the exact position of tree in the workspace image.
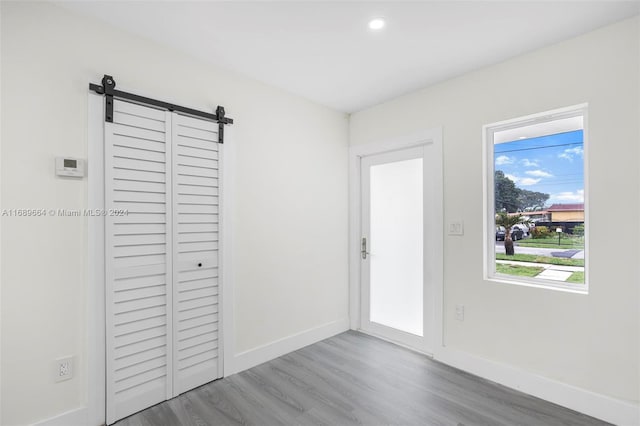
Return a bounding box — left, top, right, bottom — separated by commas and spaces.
496, 212, 524, 255
494, 171, 519, 213
495, 170, 550, 211
517, 189, 549, 211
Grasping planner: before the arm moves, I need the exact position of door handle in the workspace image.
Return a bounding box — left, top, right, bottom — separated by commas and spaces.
361, 237, 370, 260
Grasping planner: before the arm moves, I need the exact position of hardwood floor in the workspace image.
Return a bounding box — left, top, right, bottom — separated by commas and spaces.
116, 331, 609, 426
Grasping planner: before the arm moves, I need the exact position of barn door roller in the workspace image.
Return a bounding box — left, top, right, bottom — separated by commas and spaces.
89, 74, 233, 144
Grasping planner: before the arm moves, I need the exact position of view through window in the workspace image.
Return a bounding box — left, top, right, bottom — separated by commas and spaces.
487, 107, 586, 289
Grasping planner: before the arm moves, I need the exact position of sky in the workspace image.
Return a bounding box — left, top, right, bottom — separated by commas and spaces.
494, 130, 584, 206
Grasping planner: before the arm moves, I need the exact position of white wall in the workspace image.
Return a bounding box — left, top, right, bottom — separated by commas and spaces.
0, 2, 349, 425
351, 17, 639, 404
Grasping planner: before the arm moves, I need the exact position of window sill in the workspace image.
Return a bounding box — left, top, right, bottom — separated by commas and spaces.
486, 274, 589, 294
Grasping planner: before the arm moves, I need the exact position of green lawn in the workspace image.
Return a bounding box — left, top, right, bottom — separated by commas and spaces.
517, 236, 584, 249
496, 263, 544, 277
567, 271, 585, 284
496, 253, 584, 267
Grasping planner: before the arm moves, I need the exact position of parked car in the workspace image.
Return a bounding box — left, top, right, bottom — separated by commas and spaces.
496, 226, 506, 241
510, 225, 525, 241
512, 223, 529, 236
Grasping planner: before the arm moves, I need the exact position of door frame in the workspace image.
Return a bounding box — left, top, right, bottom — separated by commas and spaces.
87, 92, 236, 425
348, 128, 443, 356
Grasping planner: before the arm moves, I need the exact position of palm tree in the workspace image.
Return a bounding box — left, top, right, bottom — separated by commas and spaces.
495, 212, 524, 255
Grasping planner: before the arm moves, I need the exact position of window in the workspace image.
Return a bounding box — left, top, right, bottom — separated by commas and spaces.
484, 104, 587, 292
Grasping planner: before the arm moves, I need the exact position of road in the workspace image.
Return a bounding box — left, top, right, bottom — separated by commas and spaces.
495, 241, 584, 259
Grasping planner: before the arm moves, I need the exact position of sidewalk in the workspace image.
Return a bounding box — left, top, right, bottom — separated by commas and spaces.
496, 259, 583, 282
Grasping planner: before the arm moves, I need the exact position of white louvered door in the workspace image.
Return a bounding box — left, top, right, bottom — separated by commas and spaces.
105, 100, 173, 424
171, 114, 221, 394
105, 100, 221, 424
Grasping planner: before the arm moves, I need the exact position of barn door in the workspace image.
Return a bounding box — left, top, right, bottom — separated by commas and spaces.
105, 100, 173, 423
105, 100, 222, 424
171, 113, 221, 394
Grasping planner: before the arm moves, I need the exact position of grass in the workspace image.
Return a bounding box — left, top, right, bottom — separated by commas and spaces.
496, 253, 584, 267
517, 236, 584, 249
496, 263, 544, 277
567, 271, 585, 284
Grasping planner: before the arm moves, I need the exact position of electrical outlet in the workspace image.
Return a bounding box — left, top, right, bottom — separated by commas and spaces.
455, 305, 465, 321
54, 356, 74, 383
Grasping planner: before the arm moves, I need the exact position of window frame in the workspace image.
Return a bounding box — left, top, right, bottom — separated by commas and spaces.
482, 104, 589, 293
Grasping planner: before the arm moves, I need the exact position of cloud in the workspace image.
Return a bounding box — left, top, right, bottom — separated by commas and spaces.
505, 174, 540, 186
558, 146, 584, 162
495, 155, 514, 165
521, 159, 539, 167
519, 178, 541, 186
566, 147, 584, 155
558, 153, 572, 161
550, 189, 584, 203
525, 170, 553, 178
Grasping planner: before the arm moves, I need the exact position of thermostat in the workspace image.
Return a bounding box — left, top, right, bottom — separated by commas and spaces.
56, 157, 85, 178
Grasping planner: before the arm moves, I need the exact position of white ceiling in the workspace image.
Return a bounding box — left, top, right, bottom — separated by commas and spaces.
57, 1, 639, 113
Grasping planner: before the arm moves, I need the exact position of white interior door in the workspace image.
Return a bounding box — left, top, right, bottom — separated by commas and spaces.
105, 100, 222, 424
172, 113, 222, 394
105, 100, 173, 424
360, 145, 435, 353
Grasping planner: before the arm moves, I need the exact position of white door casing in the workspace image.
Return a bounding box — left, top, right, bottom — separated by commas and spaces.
349, 129, 443, 356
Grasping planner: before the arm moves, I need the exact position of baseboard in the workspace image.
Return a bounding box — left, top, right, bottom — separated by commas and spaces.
435, 346, 640, 426
229, 318, 350, 375
32, 406, 88, 426
34, 327, 636, 426
32, 320, 348, 426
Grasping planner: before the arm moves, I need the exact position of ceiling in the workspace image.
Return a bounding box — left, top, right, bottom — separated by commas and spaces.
57, 1, 639, 113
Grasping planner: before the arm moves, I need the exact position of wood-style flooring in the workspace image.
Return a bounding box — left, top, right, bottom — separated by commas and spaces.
116, 331, 609, 426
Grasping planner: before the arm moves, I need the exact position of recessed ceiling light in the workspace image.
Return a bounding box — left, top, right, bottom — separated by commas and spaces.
519, 136, 527, 139
368, 18, 386, 31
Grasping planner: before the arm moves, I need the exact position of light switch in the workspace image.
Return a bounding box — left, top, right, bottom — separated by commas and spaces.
455, 305, 465, 321
448, 221, 464, 236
